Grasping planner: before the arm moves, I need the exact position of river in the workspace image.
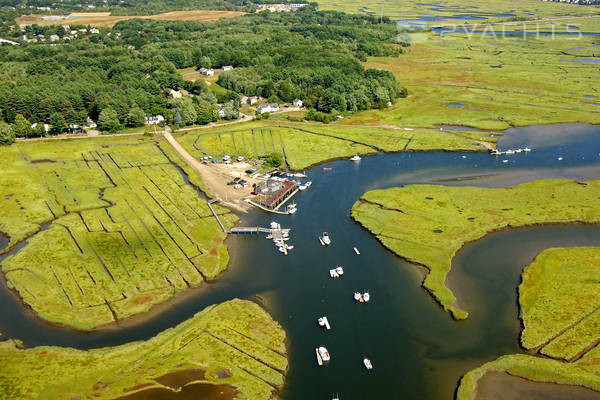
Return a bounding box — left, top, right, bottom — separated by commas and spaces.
0, 124, 599, 399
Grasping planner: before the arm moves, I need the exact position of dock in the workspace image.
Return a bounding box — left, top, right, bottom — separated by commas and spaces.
353, 247, 360, 255
316, 348, 323, 366
319, 237, 325, 246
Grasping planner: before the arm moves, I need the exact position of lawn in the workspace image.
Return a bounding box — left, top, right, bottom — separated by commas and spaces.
176, 120, 492, 170
0, 136, 236, 329
457, 247, 600, 399
0, 299, 287, 400
351, 180, 600, 319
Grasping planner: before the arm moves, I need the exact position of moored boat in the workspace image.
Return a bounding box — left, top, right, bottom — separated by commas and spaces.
322, 232, 331, 245
350, 154, 361, 161
318, 346, 330, 362
363, 358, 373, 370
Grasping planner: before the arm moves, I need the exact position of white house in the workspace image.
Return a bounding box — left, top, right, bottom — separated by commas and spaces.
222, 65, 234, 71
217, 105, 225, 118
49, 34, 60, 41
241, 96, 261, 105
31, 123, 50, 133
257, 103, 280, 114
198, 67, 214, 76
145, 115, 164, 125
293, 98, 303, 107
89, 28, 100, 34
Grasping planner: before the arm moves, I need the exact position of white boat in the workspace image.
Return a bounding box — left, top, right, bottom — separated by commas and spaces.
461, 155, 467, 159
363, 358, 373, 370
318, 346, 330, 362
558, 157, 563, 161
305, 181, 312, 188
287, 245, 294, 250
524, 147, 532, 152
329, 269, 339, 278
318, 317, 326, 327
502, 160, 509, 163
363, 291, 370, 302
354, 292, 362, 302
322, 232, 331, 245
505, 149, 515, 155
336, 266, 344, 275
298, 184, 307, 191
350, 154, 361, 161
287, 203, 297, 214
515, 148, 523, 153
270, 221, 279, 229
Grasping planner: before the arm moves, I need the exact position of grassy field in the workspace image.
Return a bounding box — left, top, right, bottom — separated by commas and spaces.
176, 120, 493, 170
16, 10, 245, 28
520, 247, 600, 360
351, 180, 600, 319
0, 299, 287, 400
313, 0, 600, 130
457, 247, 600, 399
0, 136, 236, 329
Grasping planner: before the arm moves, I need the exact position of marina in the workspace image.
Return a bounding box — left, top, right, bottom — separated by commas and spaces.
0, 124, 599, 399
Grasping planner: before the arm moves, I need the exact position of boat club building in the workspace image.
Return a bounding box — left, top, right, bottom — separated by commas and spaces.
253, 178, 298, 211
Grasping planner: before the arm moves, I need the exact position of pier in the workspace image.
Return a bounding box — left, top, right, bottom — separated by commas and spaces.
207, 199, 290, 236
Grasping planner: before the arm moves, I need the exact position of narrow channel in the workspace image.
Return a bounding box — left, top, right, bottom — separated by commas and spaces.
0, 124, 599, 399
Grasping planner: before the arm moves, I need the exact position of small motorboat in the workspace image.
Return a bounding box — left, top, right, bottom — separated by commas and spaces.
295, 173, 307, 178
461, 155, 467, 159
287, 203, 297, 214
558, 157, 563, 161
323, 167, 332, 171
524, 147, 531, 152
321, 232, 331, 245
329, 269, 339, 278
336, 266, 344, 276
363, 358, 373, 370
354, 292, 362, 302
505, 149, 515, 155
298, 184, 307, 191
363, 291, 370, 302
287, 245, 294, 250
350, 154, 361, 161
502, 160, 508, 163
515, 148, 523, 153
318, 317, 326, 327
270, 221, 279, 229
305, 181, 312, 188
318, 346, 330, 362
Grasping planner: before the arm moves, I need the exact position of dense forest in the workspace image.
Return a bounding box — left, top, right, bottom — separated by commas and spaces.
0, 6, 406, 140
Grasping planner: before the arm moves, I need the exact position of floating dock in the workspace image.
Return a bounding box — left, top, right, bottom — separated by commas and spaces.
353, 247, 360, 255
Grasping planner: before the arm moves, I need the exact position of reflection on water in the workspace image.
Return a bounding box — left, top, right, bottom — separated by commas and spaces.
0, 124, 599, 399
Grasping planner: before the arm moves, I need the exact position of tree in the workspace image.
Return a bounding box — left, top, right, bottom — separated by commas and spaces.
98, 108, 121, 133
173, 109, 183, 126
195, 101, 217, 125
0, 121, 15, 146
125, 107, 146, 127
12, 114, 31, 138
48, 112, 66, 135
222, 101, 239, 120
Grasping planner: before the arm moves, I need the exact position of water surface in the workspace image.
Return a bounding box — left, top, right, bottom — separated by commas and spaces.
0, 124, 600, 399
